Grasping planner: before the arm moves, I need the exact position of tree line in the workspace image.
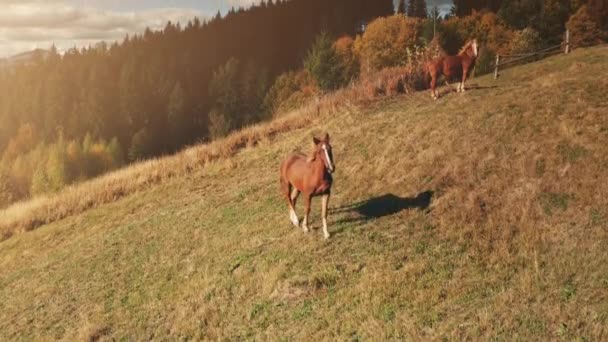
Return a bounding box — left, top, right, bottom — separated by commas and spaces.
0, 0, 394, 206
1, 0, 606, 207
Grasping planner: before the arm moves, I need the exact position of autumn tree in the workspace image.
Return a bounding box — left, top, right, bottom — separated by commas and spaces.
355, 15, 424, 72
333, 36, 360, 85
567, 5, 605, 48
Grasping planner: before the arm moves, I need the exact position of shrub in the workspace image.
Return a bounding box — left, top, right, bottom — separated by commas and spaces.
66, 140, 84, 181
510, 27, 544, 54
30, 163, 51, 196
440, 11, 514, 55
566, 5, 605, 48
208, 109, 233, 139
357, 45, 432, 99
2, 123, 36, 162
475, 47, 496, 76
263, 70, 318, 117
354, 15, 424, 73
333, 36, 360, 85
129, 128, 153, 162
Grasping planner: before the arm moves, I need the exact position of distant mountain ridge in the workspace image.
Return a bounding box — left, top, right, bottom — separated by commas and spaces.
0, 49, 50, 68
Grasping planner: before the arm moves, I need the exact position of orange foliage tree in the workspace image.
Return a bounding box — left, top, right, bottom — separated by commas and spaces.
567, 5, 606, 48
333, 36, 360, 85
354, 15, 424, 74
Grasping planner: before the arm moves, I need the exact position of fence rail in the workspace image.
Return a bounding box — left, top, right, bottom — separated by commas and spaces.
494, 30, 570, 79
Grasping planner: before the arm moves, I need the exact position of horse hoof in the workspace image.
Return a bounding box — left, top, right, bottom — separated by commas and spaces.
324, 234, 331, 240
302, 226, 310, 233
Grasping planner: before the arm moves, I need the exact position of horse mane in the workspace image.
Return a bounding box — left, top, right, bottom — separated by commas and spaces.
458, 41, 473, 56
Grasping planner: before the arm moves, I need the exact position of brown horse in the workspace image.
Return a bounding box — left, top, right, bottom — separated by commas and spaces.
427, 39, 478, 100
280, 133, 335, 239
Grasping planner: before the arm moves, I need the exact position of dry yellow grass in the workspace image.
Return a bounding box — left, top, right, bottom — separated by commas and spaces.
0, 45, 607, 340
0, 94, 354, 240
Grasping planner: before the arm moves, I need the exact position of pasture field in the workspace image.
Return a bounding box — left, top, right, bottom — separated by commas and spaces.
1, 45, 607, 340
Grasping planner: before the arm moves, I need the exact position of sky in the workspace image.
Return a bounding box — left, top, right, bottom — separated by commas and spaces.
0, 0, 453, 58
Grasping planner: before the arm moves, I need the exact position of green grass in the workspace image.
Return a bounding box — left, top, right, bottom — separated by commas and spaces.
1, 46, 608, 340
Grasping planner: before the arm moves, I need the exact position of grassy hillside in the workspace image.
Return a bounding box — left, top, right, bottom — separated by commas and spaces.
1, 46, 607, 340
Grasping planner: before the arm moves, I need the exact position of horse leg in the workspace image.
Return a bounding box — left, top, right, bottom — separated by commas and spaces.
282, 179, 299, 227
321, 193, 331, 240
430, 74, 438, 100
460, 68, 468, 93
302, 194, 312, 233
289, 187, 300, 227
445, 80, 456, 93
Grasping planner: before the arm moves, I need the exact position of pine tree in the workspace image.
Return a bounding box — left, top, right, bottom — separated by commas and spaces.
415, 0, 428, 18
407, 0, 417, 16
209, 58, 242, 128
0, 171, 15, 208
397, 0, 407, 14
46, 141, 68, 192
304, 32, 343, 92
208, 109, 233, 139
108, 137, 125, 169
167, 82, 188, 148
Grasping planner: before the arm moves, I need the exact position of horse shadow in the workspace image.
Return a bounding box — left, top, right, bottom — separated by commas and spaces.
440, 83, 499, 95
331, 191, 433, 232
465, 84, 500, 90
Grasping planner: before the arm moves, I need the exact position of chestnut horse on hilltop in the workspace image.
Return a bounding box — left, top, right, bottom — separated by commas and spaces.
427, 39, 478, 100
280, 133, 335, 239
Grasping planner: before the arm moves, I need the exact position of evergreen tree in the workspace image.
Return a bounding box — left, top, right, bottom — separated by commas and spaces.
46, 141, 68, 192
453, 0, 503, 17
108, 137, 125, 169
208, 109, 233, 139
0, 0, 397, 202
407, 0, 428, 18
0, 171, 15, 208
407, 0, 417, 16
304, 32, 343, 92
167, 82, 188, 148
397, 0, 407, 14
31, 163, 51, 196
415, 0, 428, 18
209, 58, 242, 128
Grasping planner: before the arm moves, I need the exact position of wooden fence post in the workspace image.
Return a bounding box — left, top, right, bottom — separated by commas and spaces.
494, 54, 500, 79
565, 29, 570, 54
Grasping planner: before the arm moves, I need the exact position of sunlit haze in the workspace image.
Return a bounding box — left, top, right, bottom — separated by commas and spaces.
0, 0, 453, 58
0, 0, 260, 57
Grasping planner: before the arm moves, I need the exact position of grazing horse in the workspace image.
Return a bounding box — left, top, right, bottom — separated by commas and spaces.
280, 133, 335, 239
427, 39, 478, 100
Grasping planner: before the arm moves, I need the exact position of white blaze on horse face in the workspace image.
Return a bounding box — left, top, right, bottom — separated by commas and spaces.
322, 144, 334, 172
473, 40, 478, 57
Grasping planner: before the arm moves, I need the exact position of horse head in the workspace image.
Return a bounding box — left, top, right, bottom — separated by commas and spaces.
459, 39, 479, 58
312, 133, 335, 173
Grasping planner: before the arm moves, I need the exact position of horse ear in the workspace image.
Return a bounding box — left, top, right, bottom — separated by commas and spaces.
324, 133, 330, 143
313, 137, 321, 145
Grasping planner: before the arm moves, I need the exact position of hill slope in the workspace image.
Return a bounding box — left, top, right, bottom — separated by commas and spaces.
1, 46, 607, 340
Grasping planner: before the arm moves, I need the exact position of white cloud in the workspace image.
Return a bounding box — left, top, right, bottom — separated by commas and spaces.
0, 1, 205, 57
